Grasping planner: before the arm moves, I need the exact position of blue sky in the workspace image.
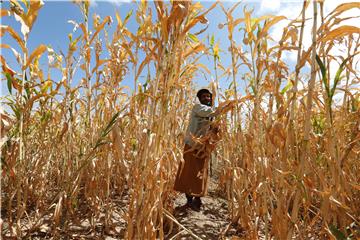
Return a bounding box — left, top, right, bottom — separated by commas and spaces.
1, 0, 359, 101
0, 0, 269, 98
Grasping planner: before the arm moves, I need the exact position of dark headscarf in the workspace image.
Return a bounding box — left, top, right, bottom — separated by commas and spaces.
196, 89, 212, 100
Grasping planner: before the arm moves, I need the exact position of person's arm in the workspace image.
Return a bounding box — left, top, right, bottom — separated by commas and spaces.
193, 101, 235, 118
193, 104, 216, 118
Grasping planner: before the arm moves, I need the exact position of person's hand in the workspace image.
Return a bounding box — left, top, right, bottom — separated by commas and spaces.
216, 100, 235, 115
221, 100, 235, 113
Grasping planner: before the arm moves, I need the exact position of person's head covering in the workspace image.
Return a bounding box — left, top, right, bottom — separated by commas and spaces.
196, 88, 212, 99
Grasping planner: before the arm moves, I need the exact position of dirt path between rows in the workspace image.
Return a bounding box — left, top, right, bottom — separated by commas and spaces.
166, 179, 236, 240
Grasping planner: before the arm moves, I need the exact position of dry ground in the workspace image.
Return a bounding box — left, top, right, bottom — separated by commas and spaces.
166, 179, 232, 240
2, 177, 242, 240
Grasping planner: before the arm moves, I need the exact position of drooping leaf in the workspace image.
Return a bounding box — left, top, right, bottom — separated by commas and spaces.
233, 17, 244, 28
184, 43, 206, 59
320, 26, 360, 43
23, 44, 47, 70
1, 25, 26, 51
327, 2, 360, 19
260, 16, 287, 38
181, 2, 216, 38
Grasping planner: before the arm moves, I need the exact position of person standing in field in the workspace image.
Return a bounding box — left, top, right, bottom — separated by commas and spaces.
174, 89, 234, 211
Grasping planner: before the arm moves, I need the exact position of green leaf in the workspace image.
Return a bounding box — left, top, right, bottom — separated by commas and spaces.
280, 80, 292, 95
10, 104, 20, 120
228, 80, 234, 90
124, 9, 133, 25
24, 83, 31, 100
250, 18, 258, 28
315, 55, 330, 97
94, 140, 111, 149
251, 85, 256, 95
188, 33, 199, 43
351, 97, 359, 112
329, 224, 347, 240
331, 57, 348, 98
143, 77, 150, 91
94, 111, 121, 150
210, 34, 215, 47
40, 111, 52, 123
5, 73, 12, 94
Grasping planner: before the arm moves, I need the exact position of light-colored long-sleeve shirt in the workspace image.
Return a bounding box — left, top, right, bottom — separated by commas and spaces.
184, 103, 217, 146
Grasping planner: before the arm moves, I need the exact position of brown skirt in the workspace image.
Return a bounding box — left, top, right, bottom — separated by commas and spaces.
173, 144, 210, 197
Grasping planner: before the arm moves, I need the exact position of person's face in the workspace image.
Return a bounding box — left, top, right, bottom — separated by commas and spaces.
199, 93, 212, 106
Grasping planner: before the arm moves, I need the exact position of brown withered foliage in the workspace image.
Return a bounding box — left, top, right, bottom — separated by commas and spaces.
1, 1, 359, 239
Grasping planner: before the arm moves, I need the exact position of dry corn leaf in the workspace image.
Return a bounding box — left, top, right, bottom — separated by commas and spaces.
0, 55, 17, 77
327, 2, 360, 18
181, 2, 216, 38
1, 1, 360, 238
349, 183, 360, 191
23, 0, 44, 31
167, 2, 187, 28
275, 169, 292, 175
1, 9, 10, 17
183, 43, 206, 59
161, 16, 169, 42
196, 63, 211, 74
244, 8, 252, 33
91, 59, 109, 74
228, 1, 241, 16
23, 44, 47, 70
320, 25, 360, 43
135, 55, 151, 82
0, 25, 26, 51
329, 196, 351, 210
0, 43, 11, 49
24, 93, 47, 110
260, 16, 287, 38
79, 23, 88, 42
90, 16, 112, 44
297, 48, 311, 69
53, 195, 63, 226
233, 18, 244, 28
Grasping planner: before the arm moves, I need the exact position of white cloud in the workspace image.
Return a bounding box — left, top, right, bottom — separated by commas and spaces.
90, 0, 98, 8
260, 0, 281, 13
265, 0, 360, 64
90, 0, 131, 8
106, 0, 131, 7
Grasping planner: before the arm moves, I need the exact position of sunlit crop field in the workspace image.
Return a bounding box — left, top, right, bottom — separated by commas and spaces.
1, 0, 359, 239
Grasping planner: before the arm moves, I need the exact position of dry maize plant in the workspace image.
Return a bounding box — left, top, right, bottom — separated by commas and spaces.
215, 1, 360, 239
1, 0, 359, 239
